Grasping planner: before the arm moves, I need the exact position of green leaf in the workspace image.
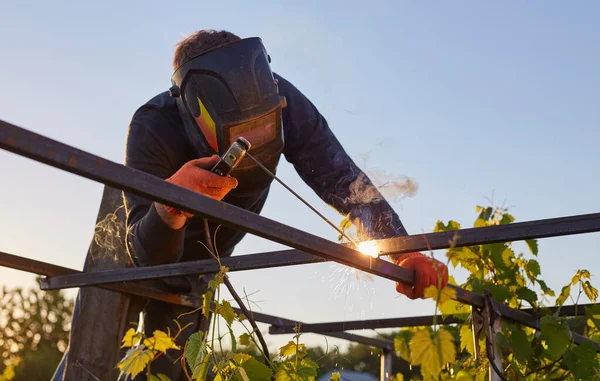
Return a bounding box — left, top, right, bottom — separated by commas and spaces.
330, 372, 341, 381
149, 375, 160, 381
582, 281, 598, 303
394, 330, 412, 361
233, 354, 272, 381
202, 291, 213, 318
540, 315, 572, 358
500, 213, 515, 225
156, 374, 171, 381
509, 327, 532, 364
556, 284, 571, 306
527, 259, 541, 277
216, 300, 237, 326
185, 331, 209, 379
585, 304, 600, 330
563, 341, 598, 380
525, 239, 538, 256
478, 206, 493, 221
117, 346, 157, 379
537, 279, 555, 297
239, 333, 251, 346
516, 287, 538, 305
297, 358, 319, 379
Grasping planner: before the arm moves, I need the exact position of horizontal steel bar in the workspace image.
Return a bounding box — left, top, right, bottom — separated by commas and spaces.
269, 303, 599, 334
0, 119, 415, 286
42, 250, 325, 290
0, 250, 390, 349
41, 214, 600, 290
0, 251, 201, 307
376, 213, 600, 256
238, 309, 394, 350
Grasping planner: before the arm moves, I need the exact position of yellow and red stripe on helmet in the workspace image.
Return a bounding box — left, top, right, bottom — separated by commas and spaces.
194, 97, 218, 151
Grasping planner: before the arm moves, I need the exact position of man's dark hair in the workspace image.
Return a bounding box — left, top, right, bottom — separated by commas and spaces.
173, 29, 241, 70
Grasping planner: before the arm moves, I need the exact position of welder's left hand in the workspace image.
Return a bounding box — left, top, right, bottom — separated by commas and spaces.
392, 252, 449, 300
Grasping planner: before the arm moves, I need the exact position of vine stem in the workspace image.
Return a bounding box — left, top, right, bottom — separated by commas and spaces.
203, 219, 272, 366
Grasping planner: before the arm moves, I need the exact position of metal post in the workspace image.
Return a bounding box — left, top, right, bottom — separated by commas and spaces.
380, 349, 392, 381
489, 315, 503, 381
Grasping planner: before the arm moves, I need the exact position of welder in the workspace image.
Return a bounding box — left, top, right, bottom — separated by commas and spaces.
68, 30, 449, 380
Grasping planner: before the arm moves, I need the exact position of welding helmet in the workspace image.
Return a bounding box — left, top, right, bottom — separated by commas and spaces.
169, 37, 286, 195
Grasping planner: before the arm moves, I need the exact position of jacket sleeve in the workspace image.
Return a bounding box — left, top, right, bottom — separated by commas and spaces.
278, 75, 409, 240
122, 107, 187, 266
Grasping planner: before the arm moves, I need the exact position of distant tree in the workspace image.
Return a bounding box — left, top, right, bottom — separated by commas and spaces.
0, 277, 73, 380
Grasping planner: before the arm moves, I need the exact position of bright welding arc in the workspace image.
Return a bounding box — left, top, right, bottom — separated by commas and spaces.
245, 152, 360, 249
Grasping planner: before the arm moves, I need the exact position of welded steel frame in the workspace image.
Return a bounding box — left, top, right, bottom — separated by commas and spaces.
2, 119, 600, 378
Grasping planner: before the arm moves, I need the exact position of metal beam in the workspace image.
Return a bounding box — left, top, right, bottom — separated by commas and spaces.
0, 250, 392, 350
269, 303, 599, 334
0, 251, 201, 308
42, 211, 600, 290
375, 213, 600, 256
1, 121, 598, 351
0, 119, 415, 286
41, 250, 324, 290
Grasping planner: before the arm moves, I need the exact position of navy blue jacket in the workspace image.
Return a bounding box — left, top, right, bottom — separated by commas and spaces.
123, 74, 407, 267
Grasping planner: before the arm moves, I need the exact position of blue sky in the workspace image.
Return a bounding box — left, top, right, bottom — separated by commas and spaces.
1, 1, 599, 352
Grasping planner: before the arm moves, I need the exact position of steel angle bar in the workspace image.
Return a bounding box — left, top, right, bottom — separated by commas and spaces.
0, 120, 415, 286
240, 309, 394, 351
375, 213, 600, 256
42, 250, 325, 290
43, 210, 600, 290
0, 251, 201, 307
0, 251, 391, 350
269, 303, 600, 334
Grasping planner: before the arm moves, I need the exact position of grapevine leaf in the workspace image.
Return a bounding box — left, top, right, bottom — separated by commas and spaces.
526, 259, 541, 278
455, 370, 475, 380
582, 281, 598, 303
516, 287, 538, 305
410, 328, 456, 378
216, 300, 237, 326
525, 239, 538, 256
585, 304, 600, 330
394, 330, 412, 361
563, 342, 598, 380
501, 248, 514, 267
279, 341, 304, 357
121, 328, 142, 348
143, 330, 180, 353
478, 207, 493, 221
540, 315, 572, 358
149, 375, 160, 381
330, 372, 341, 381
537, 280, 555, 297
578, 269, 591, 279
297, 358, 319, 379
185, 331, 209, 379
460, 325, 475, 356
434, 220, 461, 232
391, 373, 404, 381
556, 285, 571, 307
157, 374, 171, 381
474, 219, 488, 228
500, 213, 515, 225
239, 333, 251, 346
117, 346, 157, 379
509, 327, 532, 364
233, 354, 272, 381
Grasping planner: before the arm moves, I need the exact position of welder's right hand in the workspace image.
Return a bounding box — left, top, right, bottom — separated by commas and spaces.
160, 155, 238, 218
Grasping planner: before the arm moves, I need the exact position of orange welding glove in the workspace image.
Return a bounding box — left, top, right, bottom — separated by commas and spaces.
393, 252, 449, 300
162, 155, 238, 218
